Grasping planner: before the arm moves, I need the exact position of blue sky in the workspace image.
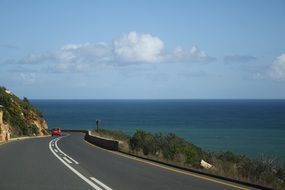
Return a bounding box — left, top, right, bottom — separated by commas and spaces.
0, 0, 285, 99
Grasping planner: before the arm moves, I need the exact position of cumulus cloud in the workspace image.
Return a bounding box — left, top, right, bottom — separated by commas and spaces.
114, 32, 164, 63
51, 43, 112, 72
59, 43, 112, 62
224, 55, 256, 64
267, 54, 285, 80
3, 32, 214, 72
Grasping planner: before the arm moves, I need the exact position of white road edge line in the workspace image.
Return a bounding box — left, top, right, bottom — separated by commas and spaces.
54, 138, 79, 164
90, 177, 113, 190
63, 157, 72, 164
54, 149, 58, 152
49, 138, 103, 190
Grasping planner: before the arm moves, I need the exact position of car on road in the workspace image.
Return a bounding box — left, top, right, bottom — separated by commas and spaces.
51, 128, 62, 136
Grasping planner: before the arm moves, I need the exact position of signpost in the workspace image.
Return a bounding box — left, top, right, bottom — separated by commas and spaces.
96, 119, 100, 132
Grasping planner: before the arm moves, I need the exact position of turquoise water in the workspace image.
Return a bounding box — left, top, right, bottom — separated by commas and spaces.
32, 99, 285, 161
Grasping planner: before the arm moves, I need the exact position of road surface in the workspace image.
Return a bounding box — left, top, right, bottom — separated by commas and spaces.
0, 132, 258, 190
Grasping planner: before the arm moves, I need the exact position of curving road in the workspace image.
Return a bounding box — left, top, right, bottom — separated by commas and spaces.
0, 132, 258, 190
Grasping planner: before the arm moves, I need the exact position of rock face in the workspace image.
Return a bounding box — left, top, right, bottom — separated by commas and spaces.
0, 110, 10, 142
200, 159, 214, 169
0, 87, 48, 139
32, 118, 48, 136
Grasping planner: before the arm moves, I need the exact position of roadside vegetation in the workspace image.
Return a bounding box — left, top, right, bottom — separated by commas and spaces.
0, 86, 47, 136
92, 129, 285, 190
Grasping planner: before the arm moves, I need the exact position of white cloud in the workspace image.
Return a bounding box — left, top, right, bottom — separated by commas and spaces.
3, 32, 214, 72
5, 52, 55, 65
172, 46, 214, 63
113, 32, 164, 63
59, 42, 112, 62
268, 54, 285, 80
51, 43, 112, 72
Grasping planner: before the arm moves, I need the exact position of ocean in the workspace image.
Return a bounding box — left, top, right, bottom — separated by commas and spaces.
32, 99, 285, 161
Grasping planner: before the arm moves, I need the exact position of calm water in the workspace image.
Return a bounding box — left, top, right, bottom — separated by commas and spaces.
32, 99, 285, 161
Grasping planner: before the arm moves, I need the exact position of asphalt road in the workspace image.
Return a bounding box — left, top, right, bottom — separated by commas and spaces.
0, 132, 258, 190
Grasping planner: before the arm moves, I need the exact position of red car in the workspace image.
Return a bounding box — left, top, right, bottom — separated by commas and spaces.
51, 128, 62, 136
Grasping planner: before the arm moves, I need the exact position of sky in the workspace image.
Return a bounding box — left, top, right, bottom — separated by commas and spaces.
0, 0, 285, 99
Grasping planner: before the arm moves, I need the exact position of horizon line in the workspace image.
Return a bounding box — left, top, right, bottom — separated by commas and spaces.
30, 98, 285, 101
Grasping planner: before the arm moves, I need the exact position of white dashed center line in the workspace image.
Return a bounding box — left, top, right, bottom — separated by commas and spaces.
49, 136, 112, 190
63, 156, 72, 164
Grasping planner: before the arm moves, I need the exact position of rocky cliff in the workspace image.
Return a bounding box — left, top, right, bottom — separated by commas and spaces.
0, 109, 10, 142
0, 87, 48, 140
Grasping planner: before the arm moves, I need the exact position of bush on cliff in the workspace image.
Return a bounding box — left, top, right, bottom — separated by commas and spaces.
130, 130, 203, 167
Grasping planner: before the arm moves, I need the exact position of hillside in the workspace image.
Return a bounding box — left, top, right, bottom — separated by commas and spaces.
0, 86, 48, 140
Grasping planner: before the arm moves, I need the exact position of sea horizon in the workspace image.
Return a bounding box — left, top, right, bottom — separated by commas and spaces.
31, 98, 285, 100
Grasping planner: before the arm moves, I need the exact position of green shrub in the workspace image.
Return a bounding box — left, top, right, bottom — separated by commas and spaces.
129, 130, 202, 166
130, 130, 156, 155
184, 146, 202, 167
